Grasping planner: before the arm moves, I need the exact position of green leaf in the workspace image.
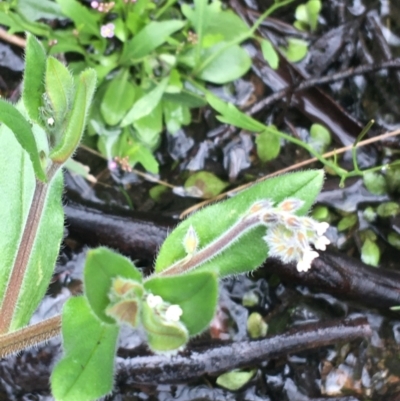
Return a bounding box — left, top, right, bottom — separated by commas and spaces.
196, 43, 251, 84
155, 170, 324, 277
337, 214, 357, 231
295, 0, 321, 31
133, 100, 163, 149
163, 101, 191, 133
50, 68, 97, 164
361, 238, 380, 267
84, 247, 143, 324
256, 130, 281, 162
22, 34, 46, 125
206, 93, 265, 132
45, 57, 75, 133
184, 171, 229, 199
145, 271, 218, 335
55, 0, 99, 36
216, 369, 256, 391
260, 38, 279, 69
309, 123, 331, 153
363, 171, 387, 195
0, 120, 63, 330
0, 100, 46, 182
17, 0, 64, 20
51, 296, 119, 401
141, 296, 189, 353
376, 202, 399, 218
101, 69, 136, 126
280, 38, 308, 62
121, 20, 185, 62
121, 77, 168, 126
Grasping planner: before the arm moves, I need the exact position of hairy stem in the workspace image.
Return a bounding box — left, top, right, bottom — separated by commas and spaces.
0, 315, 61, 358
0, 163, 60, 334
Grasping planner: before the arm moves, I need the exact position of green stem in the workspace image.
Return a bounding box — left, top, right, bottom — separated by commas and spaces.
352, 120, 374, 173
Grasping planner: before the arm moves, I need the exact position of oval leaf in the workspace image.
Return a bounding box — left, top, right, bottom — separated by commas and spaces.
144, 271, 219, 335
84, 247, 143, 324
101, 69, 136, 126
197, 44, 251, 84
51, 296, 119, 401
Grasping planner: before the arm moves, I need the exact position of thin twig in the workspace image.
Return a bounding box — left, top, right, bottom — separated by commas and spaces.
249, 60, 400, 114
180, 128, 400, 218
0, 27, 26, 48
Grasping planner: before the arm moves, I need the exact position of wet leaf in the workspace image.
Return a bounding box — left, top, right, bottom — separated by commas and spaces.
388, 232, 400, 250
155, 170, 324, 277
260, 38, 279, 69
216, 369, 256, 391
84, 247, 143, 324
280, 38, 308, 62
121, 77, 168, 125
121, 20, 185, 62
144, 271, 219, 335
256, 130, 280, 162
247, 312, 268, 339
133, 101, 163, 149
309, 123, 331, 153
294, 0, 321, 31
361, 238, 380, 267
51, 296, 119, 401
55, 0, 99, 36
363, 171, 387, 195
196, 43, 251, 84
377, 202, 399, 218
184, 171, 228, 199
337, 214, 357, 231
163, 100, 191, 134
101, 69, 136, 126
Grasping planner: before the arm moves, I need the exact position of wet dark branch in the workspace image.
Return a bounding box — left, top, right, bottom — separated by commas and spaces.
117, 317, 370, 385
249, 60, 400, 114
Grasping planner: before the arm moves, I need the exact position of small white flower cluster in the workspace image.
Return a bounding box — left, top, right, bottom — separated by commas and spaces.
146, 293, 183, 322
252, 198, 330, 272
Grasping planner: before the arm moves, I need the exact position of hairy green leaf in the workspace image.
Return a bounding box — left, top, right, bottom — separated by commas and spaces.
145, 271, 218, 335
22, 34, 46, 125
51, 296, 119, 401
155, 170, 324, 277
0, 100, 46, 182
84, 247, 143, 324
50, 68, 97, 163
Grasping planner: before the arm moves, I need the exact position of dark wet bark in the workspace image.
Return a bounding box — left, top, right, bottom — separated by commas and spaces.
117, 317, 370, 386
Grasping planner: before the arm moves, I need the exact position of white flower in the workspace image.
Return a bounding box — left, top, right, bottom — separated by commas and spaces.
147, 294, 163, 308
296, 249, 319, 272
47, 117, 55, 126
313, 235, 330, 251
315, 222, 330, 236
164, 305, 183, 322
